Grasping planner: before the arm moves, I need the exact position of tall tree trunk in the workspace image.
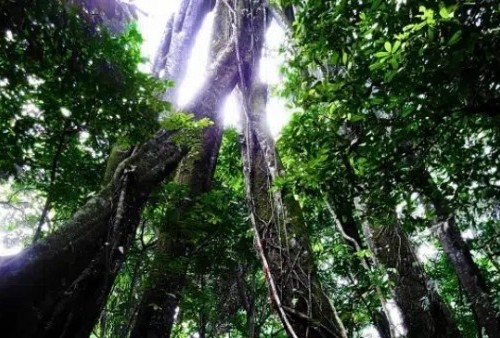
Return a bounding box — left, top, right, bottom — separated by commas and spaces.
363, 220, 462, 338
413, 168, 500, 337
236, 8, 347, 331
0, 129, 186, 338
240, 80, 346, 338
0, 2, 240, 330
130, 2, 247, 337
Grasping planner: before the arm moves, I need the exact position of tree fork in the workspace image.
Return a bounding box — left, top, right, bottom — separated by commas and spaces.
130, 1, 246, 336
0, 129, 187, 338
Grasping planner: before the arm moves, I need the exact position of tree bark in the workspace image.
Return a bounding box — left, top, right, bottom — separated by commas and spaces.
363, 220, 462, 338
323, 195, 395, 338
130, 2, 244, 337
373, 310, 392, 338
413, 169, 500, 338
0, 129, 187, 338
240, 80, 346, 338
236, 10, 347, 331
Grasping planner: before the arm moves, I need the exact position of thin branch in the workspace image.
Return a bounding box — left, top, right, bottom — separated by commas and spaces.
33, 127, 67, 243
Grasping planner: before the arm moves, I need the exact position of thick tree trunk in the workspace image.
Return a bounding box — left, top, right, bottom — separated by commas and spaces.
130, 2, 244, 337
241, 81, 346, 338
363, 221, 462, 338
0, 130, 186, 338
413, 169, 500, 338
236, 12, 347, 331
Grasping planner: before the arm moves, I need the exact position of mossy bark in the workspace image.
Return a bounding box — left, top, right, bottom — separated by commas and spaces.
237, 13, 347, 330
0, 130, 186, 338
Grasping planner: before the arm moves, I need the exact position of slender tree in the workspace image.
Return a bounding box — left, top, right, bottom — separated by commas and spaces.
363, 218, 462, 338
323, 195, 395, 338
411, 168, 500, 337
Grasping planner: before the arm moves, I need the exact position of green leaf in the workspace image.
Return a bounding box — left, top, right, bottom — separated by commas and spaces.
375, 51, 390, 58
371, 0, 382, 10
439, 6, 449, 19
448, 30, 462, 45
392, 40, 401, 52
384, 41, 392, 52
401, 105, 414, 117
342, 51, 348, 65
349, 113, 364, 122
369, 61, 385, 71
390, 58, 398, 70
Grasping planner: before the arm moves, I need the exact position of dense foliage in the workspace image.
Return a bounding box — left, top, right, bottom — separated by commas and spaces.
1, 0, 499, 337
0, 0, 169, 230
278, 0, 500, 336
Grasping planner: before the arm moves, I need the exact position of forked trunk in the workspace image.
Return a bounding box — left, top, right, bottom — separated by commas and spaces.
130, 2, 247, 336
0, 130, 186, 338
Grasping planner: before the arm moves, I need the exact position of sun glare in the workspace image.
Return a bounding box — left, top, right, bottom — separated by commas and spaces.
133, 0, 292, 136
0, 1, 293, 257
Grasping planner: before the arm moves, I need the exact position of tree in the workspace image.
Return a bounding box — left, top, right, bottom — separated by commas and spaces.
1, 0, 499, 337
0, 0, 234, 336
130, 1, 230, 336
281, 0, 499, 337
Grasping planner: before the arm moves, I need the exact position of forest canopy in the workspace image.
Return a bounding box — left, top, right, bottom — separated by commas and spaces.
0, 0, 499, 338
